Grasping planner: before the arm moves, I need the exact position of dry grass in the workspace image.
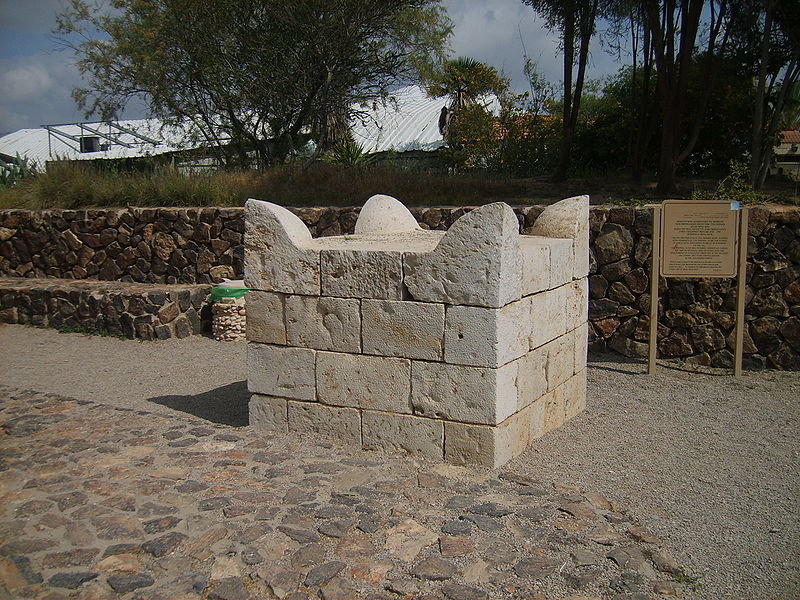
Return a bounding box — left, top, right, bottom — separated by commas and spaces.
0, 160, 796, 210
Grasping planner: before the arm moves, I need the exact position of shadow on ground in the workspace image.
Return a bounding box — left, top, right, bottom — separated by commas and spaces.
147, 381, 249, 427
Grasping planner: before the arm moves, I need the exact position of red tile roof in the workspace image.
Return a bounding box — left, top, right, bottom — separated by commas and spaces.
780, 131, 800, 143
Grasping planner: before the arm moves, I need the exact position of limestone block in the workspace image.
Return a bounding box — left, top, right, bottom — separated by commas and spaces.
244, 199, 320, 295
362, 411, 443, 460
443, 410, 531, 469
362, 300, 444, 360
530, 195, 590, 280
246, 291, 285, 345
529, 286, 568, 350
249, 394, 288, 433
566, 277, 589, 331
515, 345, 548, 410
321, 249, 403, 300
573, 322, 588, 373
317, 352, 411, 413
519, 237, 550, 295
526, 396, 548, 439
541, 368, 586, 434
542, 332, 575, 392
542, 387, 565, 432
354, 194, 421, 235
564, 368, 587, 420
411, 360, 518, 425
444, 298, 531, 367
547, 238, 575, 289
403, 203, 522, 308
248, 343, 315, 400
287, 401, 361, 446
285, 295, 360, 352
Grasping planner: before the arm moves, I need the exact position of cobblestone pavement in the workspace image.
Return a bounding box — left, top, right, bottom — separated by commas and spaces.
0, 385, 690, 600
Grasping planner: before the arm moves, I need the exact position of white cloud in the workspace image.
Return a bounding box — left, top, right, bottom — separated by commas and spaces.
442, 0, 623, 94
0, 63, 54, 103
0, 52, 86, 132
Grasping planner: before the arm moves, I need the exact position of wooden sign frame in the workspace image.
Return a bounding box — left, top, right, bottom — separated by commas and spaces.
648, 202, 749, 376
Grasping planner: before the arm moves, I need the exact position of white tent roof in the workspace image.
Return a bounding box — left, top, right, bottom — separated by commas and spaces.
0, 86, 500, 168
351, 85, 500, 153
0, 119, 201, 169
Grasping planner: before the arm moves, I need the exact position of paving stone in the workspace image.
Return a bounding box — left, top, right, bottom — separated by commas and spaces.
319, 575, 359, 600
439, 535, 476, 557
107, 572, 155, 593
587, 522, 627, 545
92, 514, 144, 540
199, 497, 233, 511
141, 532, 187, 557
650, 550, 681, 575
208, 576, 249, 600
412, 556, 457, 581
0, 538, 58, 554
442, 582, 490, 600
15, 499, 53, 517
241, 547, 265, 565
100, 494, 136, 512
442, 520, 472, 536
445, 496, 475, 510
42, 548, 100, 568
627, 525, 660, 545
517, 506, 553, 522
142, 516, 181, 534
652, 580, 684, 597
357, 518, 381, 534
102, 543, 141, 558
513, 556, 559, 579
609, 570, 647, 593
290, 544, 325, 569
304, 561, 346, 587
49, 490, 89, 511
317, 520, 352, 539
315, 506, 351, 520
3, 555, 42, 585
278, 526, 320, 544
468, 502, 513, 518
460, 514, 503, 533
175, 480, 209, 493
48, 571, 99, 589
385, 519, 438, 562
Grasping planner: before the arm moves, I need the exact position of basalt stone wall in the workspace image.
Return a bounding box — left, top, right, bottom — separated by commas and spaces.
0, 278, 211, 340
1, 204, 798, 368
0, 207, 245, 284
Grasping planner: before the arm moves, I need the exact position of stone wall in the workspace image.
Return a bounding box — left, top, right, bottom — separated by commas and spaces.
1, 204, 797, 368
0, 207, 244, 284
0, 278, 210, 339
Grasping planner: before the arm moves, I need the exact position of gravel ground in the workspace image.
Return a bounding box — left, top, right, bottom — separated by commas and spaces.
1, 323, 798, 599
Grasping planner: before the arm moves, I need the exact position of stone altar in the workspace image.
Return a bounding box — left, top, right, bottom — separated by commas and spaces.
245, 194, 588, 467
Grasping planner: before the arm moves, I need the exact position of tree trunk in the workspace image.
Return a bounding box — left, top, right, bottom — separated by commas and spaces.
751, 0, 774, 188
551, 0, 576, 183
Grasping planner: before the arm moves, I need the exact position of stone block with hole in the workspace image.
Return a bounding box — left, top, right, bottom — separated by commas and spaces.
245, 194, 589, 467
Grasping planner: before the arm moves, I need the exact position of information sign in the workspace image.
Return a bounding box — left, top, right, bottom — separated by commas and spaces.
660, 200, 739, 278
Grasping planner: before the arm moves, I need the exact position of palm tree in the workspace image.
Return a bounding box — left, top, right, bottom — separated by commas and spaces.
425, 57, 509, 145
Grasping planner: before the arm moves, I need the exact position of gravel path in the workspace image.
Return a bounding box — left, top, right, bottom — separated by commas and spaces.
1, 324, 798, 599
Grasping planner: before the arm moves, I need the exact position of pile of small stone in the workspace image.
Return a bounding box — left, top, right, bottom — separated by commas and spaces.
212, 296, 246, 341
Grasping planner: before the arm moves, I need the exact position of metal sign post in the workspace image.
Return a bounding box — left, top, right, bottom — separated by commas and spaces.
648, 200, 748, 376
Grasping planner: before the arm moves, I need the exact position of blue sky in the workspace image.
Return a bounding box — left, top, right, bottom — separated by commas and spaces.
0, 0, 621, 134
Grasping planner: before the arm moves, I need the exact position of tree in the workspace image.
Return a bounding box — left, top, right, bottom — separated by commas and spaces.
642, 0, 738, 193
739, 0, 800, 189
523, 0, 600, 182
56, 0, 452, 166
425, 57, 509, 146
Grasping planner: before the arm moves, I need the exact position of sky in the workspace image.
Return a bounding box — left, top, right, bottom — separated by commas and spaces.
0, 0, 622, 135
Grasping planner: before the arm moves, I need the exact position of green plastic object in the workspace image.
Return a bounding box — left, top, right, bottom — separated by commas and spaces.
211, 285, 249, 301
